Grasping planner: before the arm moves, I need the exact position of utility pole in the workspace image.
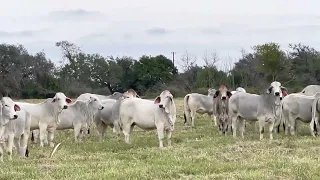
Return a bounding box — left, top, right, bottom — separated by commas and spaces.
171, 52, 176, 67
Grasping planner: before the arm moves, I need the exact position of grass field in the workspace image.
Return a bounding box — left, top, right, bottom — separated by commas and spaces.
1, 98, 320, 179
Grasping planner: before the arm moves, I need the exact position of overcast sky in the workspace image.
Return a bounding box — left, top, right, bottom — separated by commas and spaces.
1, 0, 320, 71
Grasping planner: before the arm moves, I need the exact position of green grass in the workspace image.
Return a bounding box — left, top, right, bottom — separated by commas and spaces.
1, 98, 320, 179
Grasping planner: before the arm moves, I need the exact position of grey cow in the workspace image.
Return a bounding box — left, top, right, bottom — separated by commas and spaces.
183, 88, 217, 127
229, 81, 286, 140
213, 85, 232, 135
282, 92, 320, 137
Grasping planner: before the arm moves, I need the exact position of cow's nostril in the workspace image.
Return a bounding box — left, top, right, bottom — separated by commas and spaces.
275, 92, 280, 96
159, 104, 163, 108
222, 96, 226, 100
13, 115, 18, 119
101, 106, 104, 110
63, 105, 68, 109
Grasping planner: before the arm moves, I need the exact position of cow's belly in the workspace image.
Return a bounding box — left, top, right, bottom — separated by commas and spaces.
196, 108, 211, 114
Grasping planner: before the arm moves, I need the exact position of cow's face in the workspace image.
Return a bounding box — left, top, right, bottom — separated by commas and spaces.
88, 96, 104, 110
208, 88, 216, 96
0, 97, 20, 120
154, 90, 173, 113
267, 81, 287, 101
126, 89, 140, 98
51, 92, 72, 110
214, 85, 232, 100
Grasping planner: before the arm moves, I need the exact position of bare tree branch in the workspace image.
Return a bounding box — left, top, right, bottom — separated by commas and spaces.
202, 50, 219, 68
178, 50, 197, 72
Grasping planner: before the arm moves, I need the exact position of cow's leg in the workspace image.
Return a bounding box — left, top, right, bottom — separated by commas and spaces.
97, 121, 107, 142
31, 130, 39, 143
190, 110, 196, 128
212, 114, 217, 127
74, 123, 82, 143
288, 115, 296, 136
238, 118, 245, 139
38, 123, 47, 147
166, 129, 173, 147
6, 134, 14, 161
268, 120, 275, 140
122, 123, 134, 144
0, 145, 3, 162
310, 117, 318, 137
13, 137, 21, 157
258, 118, 265, 140
20, 130, 30, 157
47, 131, 55, 148
231, 116, 238, 138
156, 124, 165, 148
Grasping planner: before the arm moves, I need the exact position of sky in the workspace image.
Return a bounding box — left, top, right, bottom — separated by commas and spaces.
1, 0, 320, 71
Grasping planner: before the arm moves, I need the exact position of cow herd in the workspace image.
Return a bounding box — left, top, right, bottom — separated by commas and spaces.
1, 82, 320, 162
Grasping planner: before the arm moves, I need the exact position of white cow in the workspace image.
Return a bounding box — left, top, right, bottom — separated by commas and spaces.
94, 92, 136, 142
282, 92, 320, 136
16, 92, 71, 147
0, 96, 27, 161
56, 97, 104, 142
300, 85, 320, 96
183, 89, 217, 127
231, 87, 246, 95
119, 90, 176, 148
229, 81, 286, 140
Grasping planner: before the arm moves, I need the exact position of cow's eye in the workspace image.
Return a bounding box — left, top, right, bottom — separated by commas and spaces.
5, 105, 8, 107
57, 98, 60, 101
94, 99, 97, 101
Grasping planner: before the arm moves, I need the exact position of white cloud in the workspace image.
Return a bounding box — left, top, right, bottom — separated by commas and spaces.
0, 0, 320, 71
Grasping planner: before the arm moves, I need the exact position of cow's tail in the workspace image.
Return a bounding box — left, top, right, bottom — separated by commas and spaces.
31, 131, 34, 142
183, 94, 190, 124
311, 93, 320, 134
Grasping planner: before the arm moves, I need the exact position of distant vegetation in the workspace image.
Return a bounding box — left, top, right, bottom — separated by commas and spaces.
1, 41, 319, 98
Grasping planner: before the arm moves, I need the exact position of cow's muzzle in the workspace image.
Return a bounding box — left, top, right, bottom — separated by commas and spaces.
221, 96, 227, 100
99, 106, 104, 110
159, 104, 163, 108
12, 115, 18, 119
63, 105, 68, 109
275, 92, 280, 96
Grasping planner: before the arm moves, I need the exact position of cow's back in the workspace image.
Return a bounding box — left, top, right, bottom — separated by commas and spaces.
283, 94, 315, 121
229, 92, 260, 121
301, 85, 320, 96
188, 93, 213, 114
120, 98, 157, 129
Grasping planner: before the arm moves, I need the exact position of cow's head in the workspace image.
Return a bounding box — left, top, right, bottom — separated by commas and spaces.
0, 96, 20, 120
214, 85, 232, 100
126, 89, 140, 98
266, 81, 287, 101
87, 95, 104, 110
235, 87, 246, 93
208, 88, 216, 97
154, 90, 174, 113
51, 92, 72, 110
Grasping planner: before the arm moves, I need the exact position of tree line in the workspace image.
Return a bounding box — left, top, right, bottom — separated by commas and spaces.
1, 41, 319, 99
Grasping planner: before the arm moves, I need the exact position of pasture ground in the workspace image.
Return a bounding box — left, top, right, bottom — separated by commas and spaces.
1, 98, 320, 179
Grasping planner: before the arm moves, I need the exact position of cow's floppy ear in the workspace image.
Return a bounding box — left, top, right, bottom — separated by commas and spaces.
66, 98, 72, 104
227, 91, 232, 99
154, 96, 161, 104
281, 86, 287, 93
266, 86, 273, 94
14, 104, 21, 111
214, 90, 220, 98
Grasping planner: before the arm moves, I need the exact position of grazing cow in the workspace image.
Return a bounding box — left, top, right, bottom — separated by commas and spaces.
119, 90, 176, 148
213, 85, 232, 135
16, 92, 71, 147
0, 96, 25, 161
229, 81, 286, 140
282, 92, 320, 137
300, 85, 320, 96
94, 92, 136, 141
231, 87, 246, 95
184, 89, 217, 127
56, 96, 104, 142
